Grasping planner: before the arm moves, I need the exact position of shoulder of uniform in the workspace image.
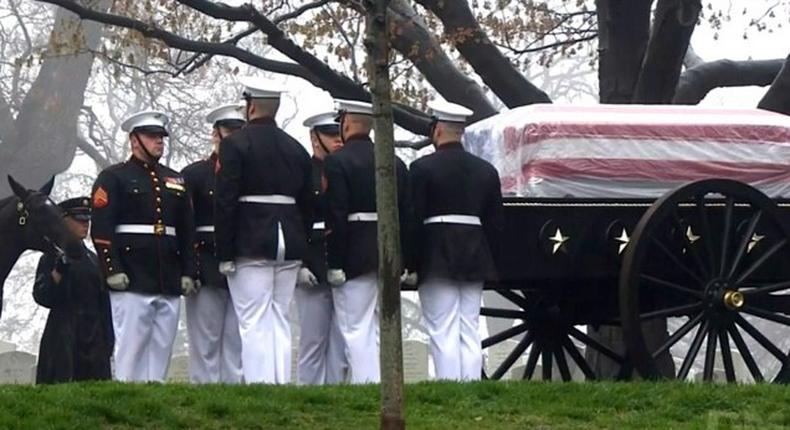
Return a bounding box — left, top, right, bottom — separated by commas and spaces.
102, 162, 127, 173
182, 159, 209, 173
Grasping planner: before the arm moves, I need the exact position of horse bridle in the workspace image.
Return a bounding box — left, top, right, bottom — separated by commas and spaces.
16, 194, 66, 255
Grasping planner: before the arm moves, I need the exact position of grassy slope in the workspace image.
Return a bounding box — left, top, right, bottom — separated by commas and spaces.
0, 381, 789, 429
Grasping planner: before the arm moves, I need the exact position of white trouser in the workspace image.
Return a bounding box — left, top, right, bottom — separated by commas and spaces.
332, 271, 380, 384
295, 284, 348, 385
419, 277, 484, 381
185, 286, 243, 384
110, 291, 180, 382
227, 258, 300, 384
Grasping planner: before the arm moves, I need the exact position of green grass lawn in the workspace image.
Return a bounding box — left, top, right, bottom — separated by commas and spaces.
0, 381, 788, 429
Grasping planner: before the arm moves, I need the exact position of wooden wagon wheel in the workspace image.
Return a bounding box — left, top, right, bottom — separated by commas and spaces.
481, 290, 629, 381
621, 179, 790, 383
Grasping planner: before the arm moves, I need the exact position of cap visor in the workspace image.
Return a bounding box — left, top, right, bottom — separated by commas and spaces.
134, 125, 169, 137
314, 125, 340, 135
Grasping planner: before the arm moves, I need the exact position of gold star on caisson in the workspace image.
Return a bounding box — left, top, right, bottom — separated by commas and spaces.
685, 226, 700, 244
549, 228, 569, 254
615, 228, 630, 254
747, 233, 765, 254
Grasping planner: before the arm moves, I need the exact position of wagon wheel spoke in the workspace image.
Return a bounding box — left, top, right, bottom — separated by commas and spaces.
497, 290, 530, 309
639, 303, 703, 321
491, 331, 533, 380
719, 197, 735, 277
541, 347, 553, 381
733, 314, 790, 365
568, 327, 624, 364
672, 209, 710, 279
651, 312, 705, 360
702, 325, 718, 382
554, 344, 572, 382
653, 237, 705, 286
733, 239, 788, 287
482, 323, 528, 349
741, 304, 790, 327
742, 280, 790, 296
480, 307, 526, 320
678, 320, 710, 380
727, 210, 763, 279
693, 196, 717, 278
641, 274, 703, 298
562, 336, 596, 381
727, 322, 764, 382
719, 329, 737, 383
522, 343, 541, 380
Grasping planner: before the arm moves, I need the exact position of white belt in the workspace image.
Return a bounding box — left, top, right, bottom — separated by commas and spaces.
196, 225, 214, 233
423, 215, 481, 226
313, 222, 326, 230
238, 195, 295, 204
348, 212, 378, 222
115, 224, 176, 236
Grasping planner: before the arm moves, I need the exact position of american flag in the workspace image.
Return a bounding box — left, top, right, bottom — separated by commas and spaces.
463, 104, 790, 198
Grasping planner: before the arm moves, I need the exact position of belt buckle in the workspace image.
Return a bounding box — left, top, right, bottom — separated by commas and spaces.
154, 223, 165, 236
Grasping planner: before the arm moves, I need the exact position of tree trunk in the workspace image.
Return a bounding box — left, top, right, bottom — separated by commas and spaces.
0, 0, 109, 195
758, 52, 790, 115
596, 0, 653, 104
632, 0, 702, 103
365, 1, 405, 429
414, 0, 551, 107
673, 58, 784, 105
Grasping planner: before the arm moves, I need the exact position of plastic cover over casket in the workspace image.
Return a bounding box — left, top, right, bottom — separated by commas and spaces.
463, 104, 790, 198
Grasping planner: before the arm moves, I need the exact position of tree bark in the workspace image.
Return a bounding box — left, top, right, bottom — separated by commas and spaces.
0, 0, 109, 195
366, 1, 405, 429
414, 0, 551, 107
632, 0, 702, 103
596, 0, 653, 104
758, 52, 790, 116
388, 0, 497, 121
673, 58, 784, 104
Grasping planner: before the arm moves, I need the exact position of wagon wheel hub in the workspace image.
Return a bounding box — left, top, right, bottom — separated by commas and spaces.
722, 290, 745, 310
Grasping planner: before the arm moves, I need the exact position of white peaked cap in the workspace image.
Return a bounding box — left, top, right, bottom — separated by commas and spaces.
334, 99, 373, 116
205, 103, 246, 125
303, 112, 339, 129
428, 99, 473, 123
239, 75, 283, 99
121, 110, 170, 134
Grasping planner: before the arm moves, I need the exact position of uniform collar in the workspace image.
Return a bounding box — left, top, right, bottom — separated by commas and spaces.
312, 156, 324, 167
129, 155, 157, 170
209, 152, 219, 163
248, 117, 277, 126
436, 141, 464, 151
344, 134, 372, 144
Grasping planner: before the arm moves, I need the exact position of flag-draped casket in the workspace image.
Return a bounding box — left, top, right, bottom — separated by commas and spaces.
463, 104, 790, 199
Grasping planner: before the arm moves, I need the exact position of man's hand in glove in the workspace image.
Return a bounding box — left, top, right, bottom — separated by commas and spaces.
219, 261, 236, 276
297, 267, 319, 288
327, 269, 346, 287
106, 273, 130, 291
181, 276, 199, 296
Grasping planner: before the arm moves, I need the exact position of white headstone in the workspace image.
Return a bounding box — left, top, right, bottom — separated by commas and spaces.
0, 340, 15, 354
403, 340, 429, 382
0, 351, 36, 384
166, 355, 190, 382
485, 339, 522, 380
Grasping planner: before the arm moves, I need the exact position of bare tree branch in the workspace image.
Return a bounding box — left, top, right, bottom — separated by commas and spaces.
673, 58, 784, 104
758, 52, 790, 115
272, 0, 330, 25
388, 0, 496, 120
76, 135, 110, 169
414, 0, 551, 107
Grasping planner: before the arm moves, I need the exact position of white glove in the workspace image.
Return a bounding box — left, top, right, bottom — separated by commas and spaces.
181, 276, 198, 296
327, 269, 346, 286
106, 273, 130, 291
297, 267, 319, 287
401, 270, 418, 287
219, 261, 236, 275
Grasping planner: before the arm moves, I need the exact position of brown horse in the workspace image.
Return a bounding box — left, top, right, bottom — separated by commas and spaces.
0, 176, 83, 319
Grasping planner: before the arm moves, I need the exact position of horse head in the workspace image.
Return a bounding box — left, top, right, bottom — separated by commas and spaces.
7, 175, 83, 260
